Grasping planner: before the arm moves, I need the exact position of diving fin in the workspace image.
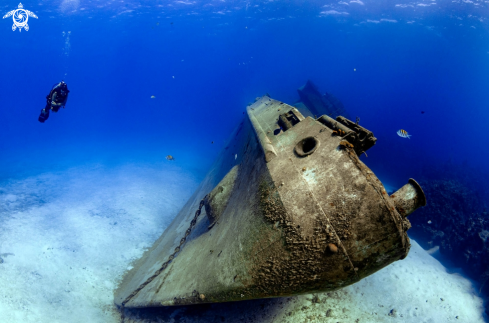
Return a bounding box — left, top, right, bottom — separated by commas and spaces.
38, 108, 49, 123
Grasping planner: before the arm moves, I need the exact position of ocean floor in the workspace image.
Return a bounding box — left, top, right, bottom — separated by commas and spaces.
0, 164, 486, 323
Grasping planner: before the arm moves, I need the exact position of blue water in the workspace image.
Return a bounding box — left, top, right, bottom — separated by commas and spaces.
2, 0, 489, 185
1, 0, 489, 321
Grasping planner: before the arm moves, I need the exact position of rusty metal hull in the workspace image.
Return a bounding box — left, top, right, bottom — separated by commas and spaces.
114, 96, 420, 308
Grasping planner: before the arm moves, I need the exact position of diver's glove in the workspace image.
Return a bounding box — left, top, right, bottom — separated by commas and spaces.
38, 108, 49, 123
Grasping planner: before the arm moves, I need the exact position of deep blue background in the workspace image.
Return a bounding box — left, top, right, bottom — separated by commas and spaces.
1, 0, 489, 192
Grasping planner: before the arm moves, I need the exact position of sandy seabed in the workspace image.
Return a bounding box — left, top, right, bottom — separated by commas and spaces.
0, 164, 486, 323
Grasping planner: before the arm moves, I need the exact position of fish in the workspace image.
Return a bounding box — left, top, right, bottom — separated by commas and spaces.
428, 220, 432, 224
397, 129, 411, 139
151, 95, 155, 99
166, 155, 175, 161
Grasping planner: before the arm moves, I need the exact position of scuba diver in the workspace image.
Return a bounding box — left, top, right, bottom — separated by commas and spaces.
38, 81, 70, 123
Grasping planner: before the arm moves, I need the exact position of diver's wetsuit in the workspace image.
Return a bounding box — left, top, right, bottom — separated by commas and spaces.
38, 82, 70, 123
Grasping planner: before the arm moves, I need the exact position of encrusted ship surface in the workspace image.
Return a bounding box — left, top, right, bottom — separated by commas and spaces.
114, 93, 426, 308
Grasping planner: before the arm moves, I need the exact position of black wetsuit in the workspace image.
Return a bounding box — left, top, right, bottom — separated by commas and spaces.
38, 82, 70, 123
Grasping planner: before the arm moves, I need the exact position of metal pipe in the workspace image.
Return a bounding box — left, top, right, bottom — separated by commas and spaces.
390, 179, 426, 218
317, 115, 352, 135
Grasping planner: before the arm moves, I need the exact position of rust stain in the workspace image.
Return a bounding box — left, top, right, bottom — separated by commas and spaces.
338, 141, 410, 258
238, 180, 356, 299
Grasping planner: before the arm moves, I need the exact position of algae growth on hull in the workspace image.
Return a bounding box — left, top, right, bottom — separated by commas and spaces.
114, 97, 420, 307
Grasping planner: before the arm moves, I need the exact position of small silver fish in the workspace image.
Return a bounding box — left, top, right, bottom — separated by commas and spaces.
428, 220, 432, 224
397, 129, 411, 139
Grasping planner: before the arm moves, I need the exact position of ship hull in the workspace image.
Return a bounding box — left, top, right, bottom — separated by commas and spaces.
114, 96, 420, 308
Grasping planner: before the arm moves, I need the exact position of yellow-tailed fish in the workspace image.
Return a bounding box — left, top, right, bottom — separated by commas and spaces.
397, 129, 411, 139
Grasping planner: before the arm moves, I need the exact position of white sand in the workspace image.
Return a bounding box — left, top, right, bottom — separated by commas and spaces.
0, 164, 198, 323
0, 164, 485, 323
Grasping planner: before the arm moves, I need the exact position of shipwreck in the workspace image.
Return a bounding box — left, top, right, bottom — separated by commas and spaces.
114, 82, 426, 309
